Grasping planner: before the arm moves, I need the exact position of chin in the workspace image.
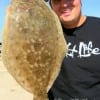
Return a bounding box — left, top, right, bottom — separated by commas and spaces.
60, 14, 73, 21
60, 17, 73, 23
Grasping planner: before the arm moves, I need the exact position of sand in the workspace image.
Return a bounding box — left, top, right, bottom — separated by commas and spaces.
0, 52, 33, 100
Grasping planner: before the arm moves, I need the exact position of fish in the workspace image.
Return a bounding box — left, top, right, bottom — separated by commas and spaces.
2, 0, 67, 100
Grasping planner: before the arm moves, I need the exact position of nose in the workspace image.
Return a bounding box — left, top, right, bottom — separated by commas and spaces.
60, 0, 72, 7
60, 0, 68, 7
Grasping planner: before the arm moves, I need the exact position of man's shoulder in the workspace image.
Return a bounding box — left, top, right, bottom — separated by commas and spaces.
87, 16, 100, 22
86, 16, 100, 26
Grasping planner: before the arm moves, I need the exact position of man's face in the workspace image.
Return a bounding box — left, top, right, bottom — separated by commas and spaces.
51, 0, 82, 27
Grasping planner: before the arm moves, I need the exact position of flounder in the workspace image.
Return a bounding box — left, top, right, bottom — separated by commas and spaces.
2, 0, 67, 100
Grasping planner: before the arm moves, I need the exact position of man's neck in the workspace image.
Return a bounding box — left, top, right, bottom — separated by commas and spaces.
62, 15, 86, 29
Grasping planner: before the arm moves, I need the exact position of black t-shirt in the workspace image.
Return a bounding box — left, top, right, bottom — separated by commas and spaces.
48, 16, 100, 100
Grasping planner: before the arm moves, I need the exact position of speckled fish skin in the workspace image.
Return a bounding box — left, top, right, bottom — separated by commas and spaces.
2, 0, 67, 100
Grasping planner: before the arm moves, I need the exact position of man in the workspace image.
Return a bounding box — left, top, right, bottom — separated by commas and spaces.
48, 0, 100, 100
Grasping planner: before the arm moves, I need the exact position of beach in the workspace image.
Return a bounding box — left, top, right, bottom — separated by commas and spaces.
0, 48, 33, 100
